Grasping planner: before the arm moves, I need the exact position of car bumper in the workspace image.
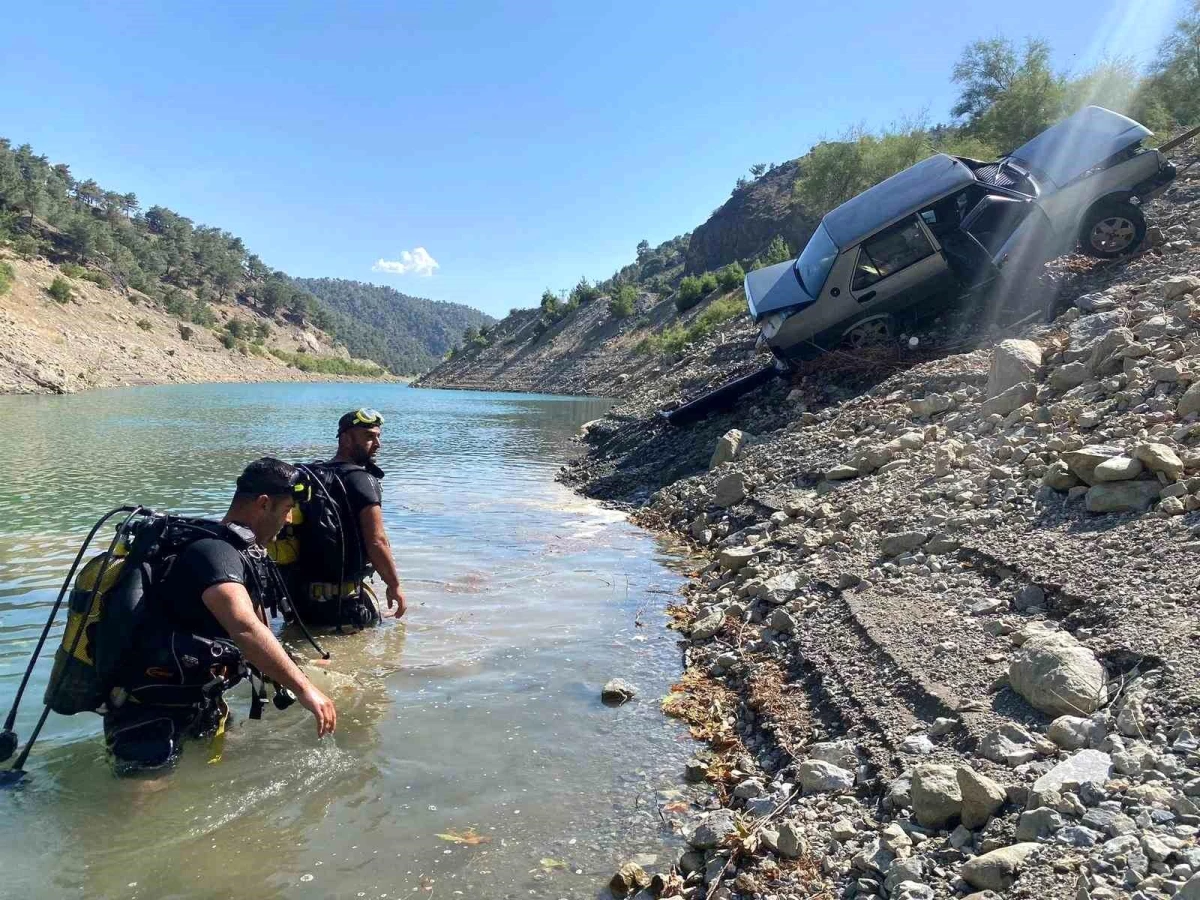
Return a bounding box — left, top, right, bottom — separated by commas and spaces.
1134, 162, 1176, 202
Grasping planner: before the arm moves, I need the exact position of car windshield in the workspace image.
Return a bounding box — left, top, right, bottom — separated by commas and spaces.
794, 223, 838, 296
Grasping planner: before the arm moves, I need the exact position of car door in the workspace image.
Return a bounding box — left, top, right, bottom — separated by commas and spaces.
848, 214, 949, 314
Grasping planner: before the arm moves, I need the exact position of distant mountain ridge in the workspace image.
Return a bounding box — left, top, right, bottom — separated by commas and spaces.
295, 277, 493, 374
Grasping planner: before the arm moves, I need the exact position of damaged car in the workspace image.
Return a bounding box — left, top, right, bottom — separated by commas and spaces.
746, 105, 1178, 363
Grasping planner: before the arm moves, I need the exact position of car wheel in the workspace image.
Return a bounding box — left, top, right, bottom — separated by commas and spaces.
842, 316, 894, 351
1079, 200, 1146, 259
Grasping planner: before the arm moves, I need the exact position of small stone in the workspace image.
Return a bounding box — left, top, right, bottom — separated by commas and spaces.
1013, 584, 1046, 611
775, 821, 806, 859
880, 531, 928, 557
900, 734, 934, 755
684, 758, 708, 783
601, 678, 638, 703
958, 767, 1007, 829
610, 862, 650, 897
687, 809, 737, 849
960, 843, 1040, 892
797, 759, 855, 795
1086, 480, 1163, 513
710, 429, 751, 470
1016, 807, 1064, 841
1047, 715, 1102, 751
714, 473, 747, 507
826, 464, 859, 481
1033, 750, 1114, 793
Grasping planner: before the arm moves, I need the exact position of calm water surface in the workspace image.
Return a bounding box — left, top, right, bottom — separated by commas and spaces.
0, 382, 696, 899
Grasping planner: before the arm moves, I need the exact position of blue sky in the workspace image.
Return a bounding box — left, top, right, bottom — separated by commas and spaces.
0, 0, 1184, 317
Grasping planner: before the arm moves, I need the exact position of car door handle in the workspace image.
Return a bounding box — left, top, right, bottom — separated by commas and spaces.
858, 290, 876, 303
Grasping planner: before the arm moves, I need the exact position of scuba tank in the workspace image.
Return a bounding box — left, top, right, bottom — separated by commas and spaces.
1, 506, 329, 785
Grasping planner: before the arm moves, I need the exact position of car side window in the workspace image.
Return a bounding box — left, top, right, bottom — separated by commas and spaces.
852, 216, 935, 292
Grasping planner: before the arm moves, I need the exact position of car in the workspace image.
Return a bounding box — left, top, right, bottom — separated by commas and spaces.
745, 106, 1178, 363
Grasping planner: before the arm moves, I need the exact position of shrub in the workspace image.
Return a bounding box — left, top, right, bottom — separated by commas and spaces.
569, 277, 601, 306
761, 236, 792, 266
178, 324, 194, 341
190, 303, 217, 327
225, 318, 251, 339
136, 318, 152, 331
163, 288, 191, 318
608, 283, 637, 319
220, 331, 237, 350
675, 275, 704, 312
717, 261, 745, 291
60, 263, 85, 278
80, 271, 111, 289
0, 261, 13, 297
269, 348, 383, 376
254, 320, 271, 342
12, 234, 38, 260
47, 276, 73, 303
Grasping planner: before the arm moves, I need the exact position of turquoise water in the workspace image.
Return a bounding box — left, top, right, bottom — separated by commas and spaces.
0, 382, 695, 899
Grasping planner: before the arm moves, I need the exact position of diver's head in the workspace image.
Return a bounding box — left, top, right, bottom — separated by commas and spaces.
229, 457, 308, 544
336, 408, 383, 465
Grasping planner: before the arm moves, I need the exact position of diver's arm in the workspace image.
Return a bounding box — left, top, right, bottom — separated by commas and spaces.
202, 582, 337, 736
359, 505, 406, 617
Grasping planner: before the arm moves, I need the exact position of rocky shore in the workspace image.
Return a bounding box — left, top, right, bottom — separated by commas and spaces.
568, 155, 1200, 899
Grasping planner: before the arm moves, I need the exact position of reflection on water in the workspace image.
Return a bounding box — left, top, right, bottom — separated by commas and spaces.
0, 383, 696, 899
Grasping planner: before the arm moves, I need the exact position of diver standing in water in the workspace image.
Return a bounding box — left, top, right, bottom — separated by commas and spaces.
271, 409, 407, 629
103, 458, 338, 773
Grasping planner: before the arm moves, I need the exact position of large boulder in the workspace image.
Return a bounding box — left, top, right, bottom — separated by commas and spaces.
1062, 445, 1123, 484
1135, 442, 1184, 481
911, 764, 962, 829
961, 843, 1040, 891
1087, 327, 1135, 375
1085, 480, 1162, 514
880, 531, 927, 557
1091, 456, 1144, 482
1009, 631, 1106, 716
987, 340, 1042, 398
1068, 310, 1125, 349
958, 767, 1007, 829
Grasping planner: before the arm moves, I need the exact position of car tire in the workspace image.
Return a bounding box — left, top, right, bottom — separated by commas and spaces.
841, 315, 894, 352
1079, 200, 1146, 259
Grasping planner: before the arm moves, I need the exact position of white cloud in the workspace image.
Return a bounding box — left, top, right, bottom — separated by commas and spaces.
372, 247, 440, 277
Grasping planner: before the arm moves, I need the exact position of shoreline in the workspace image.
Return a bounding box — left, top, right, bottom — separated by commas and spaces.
560, 182, 1200, 896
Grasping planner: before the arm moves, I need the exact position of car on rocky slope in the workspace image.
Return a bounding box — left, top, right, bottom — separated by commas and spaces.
746, 106, 1178, 363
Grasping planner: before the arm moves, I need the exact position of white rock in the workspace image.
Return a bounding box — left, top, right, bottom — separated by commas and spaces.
797, 759, 855, 795
987, 339, 1042, 398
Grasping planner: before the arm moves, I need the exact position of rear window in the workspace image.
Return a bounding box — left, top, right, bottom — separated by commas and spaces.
794, 223, 838, 296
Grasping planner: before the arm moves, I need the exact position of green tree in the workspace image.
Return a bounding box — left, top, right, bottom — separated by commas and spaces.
749, 163, 768, 176
676, 275, 704, 312
716, 261, 745, 291
0, 261, 13, 296
540, 288, 562, 320
608, 283, 637, 318
952, 38, 1064, 148
762, 236, 792, 266
1148, 0, 1200, 126
47, 275, 72, 303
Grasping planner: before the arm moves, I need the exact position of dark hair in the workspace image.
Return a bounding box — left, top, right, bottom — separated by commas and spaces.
234, 457, 301, 499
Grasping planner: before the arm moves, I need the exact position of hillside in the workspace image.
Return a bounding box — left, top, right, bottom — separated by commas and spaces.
0, 255, 381, 394
295, 278, 492, 375
558, 138, 1200, 900
0, 137, 487, 381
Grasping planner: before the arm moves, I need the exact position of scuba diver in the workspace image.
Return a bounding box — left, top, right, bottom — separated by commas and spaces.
103, 457, 337, 773
270, 408, 406, 629
1, 458, 338, 781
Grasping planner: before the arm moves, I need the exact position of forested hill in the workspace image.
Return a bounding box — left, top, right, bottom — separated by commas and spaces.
295, 278, 492, 375
0, 139, 491, 376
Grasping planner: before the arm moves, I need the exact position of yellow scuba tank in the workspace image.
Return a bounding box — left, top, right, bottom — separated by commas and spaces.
43, 536, 135, 715
266, 504, 304, 567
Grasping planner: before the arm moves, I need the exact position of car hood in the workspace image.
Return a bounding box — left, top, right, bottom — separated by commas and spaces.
1008, 105, 1152, 189
744, 260, 817, 320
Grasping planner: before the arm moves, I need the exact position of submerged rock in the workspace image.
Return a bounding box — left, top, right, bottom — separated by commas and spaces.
601, 678, 638, 704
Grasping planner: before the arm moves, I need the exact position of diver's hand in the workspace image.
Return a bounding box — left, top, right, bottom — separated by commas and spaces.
386, 584, 407, 618
299, 684, 337, 737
